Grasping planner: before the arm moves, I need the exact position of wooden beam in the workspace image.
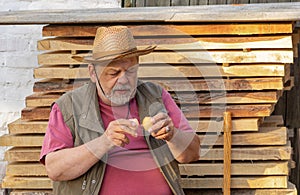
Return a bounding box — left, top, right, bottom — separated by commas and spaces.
33, 78, 286, 93
8, 119, 48, 134
179, 161, 288, 176
181, 104, 274, 118
0, 4, 300, 24
199, 127, 287, 146
223, 112, 232, 195
5, 147, 41, 162
184, 182, 297, 195
200, 145, 291, 161
21, 104, 274, 121
26, 91, 280, 107
33, 64, 288, 78
9, 182, 298, 195
37, 50, 294, 65
6, 163, 47, 176
0, 135, 44, 147
1, 176, 52, 189
5, 145, 291, 162
37, 35, 293, 51
1, 126, 286, 147
180, 176, 287, 189
189, 118, 260, 132
173, 91, 281, 104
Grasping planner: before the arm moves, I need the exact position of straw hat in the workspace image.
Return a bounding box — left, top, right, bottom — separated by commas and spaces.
72, 26, 156, 63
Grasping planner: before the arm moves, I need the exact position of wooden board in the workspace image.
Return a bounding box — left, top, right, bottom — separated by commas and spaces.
9, 182, 298, 195
21, 104, 274, 120
25, 91, 280, 107
41, 23, 294, 37
33, 64, 288, 78
0, 135, 44, 147
0, 4, 300, 24
8, 119, 48, 134
6, 163, 47, 176
199, 127, 286, 146
37, 35, 293, 50
180, 176, 287, 189
37, 50, 294, 65
179, 161, 288, 176
7, 118, 260, 135
4, 145, 291, 162
33, 78, 286, 93
1, 176, 52, 189
190, 118, 260, 132
5, 161, 288, 177
0, 126, 285, 147
5, 147, 41, 162
184, 182, 297, 195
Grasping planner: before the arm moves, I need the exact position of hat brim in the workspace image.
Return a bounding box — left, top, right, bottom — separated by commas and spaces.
72, 45, 156, 64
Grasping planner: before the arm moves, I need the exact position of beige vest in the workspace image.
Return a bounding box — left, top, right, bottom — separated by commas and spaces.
54, 80, 185, 195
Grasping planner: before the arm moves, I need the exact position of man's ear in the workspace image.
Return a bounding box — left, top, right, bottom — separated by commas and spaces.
88, 64, 97, 83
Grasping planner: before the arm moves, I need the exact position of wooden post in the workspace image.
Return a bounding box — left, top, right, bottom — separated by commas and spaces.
223, 112, 232, 195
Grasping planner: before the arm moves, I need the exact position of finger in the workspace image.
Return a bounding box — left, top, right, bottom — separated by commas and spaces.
151, 126, 170, 137
150, 118, 171, 133
113, 119, 138, 137
151, 112, 168, 124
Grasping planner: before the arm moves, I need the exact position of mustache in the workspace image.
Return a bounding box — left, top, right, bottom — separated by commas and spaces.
112, 85, 131, 91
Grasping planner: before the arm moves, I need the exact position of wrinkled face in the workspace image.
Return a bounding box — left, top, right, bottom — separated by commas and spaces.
90, 56, 139, 106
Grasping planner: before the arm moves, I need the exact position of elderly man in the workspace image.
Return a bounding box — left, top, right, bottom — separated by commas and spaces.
40, 26, 200, 195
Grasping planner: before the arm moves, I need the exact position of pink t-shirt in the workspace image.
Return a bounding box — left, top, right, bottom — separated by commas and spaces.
40, 89, 193, 194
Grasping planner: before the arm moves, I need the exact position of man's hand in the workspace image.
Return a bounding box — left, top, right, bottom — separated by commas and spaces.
104, 118, 139, 147
143, 113, 174, 141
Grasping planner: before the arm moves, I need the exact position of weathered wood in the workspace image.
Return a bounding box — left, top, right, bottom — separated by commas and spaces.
5, 147, 41, 162
180, 176, 287, 189
37, 50, 293, 65
37, 36, 293, 51
10, 190, 54, 195
8, 161, 288, 177
33, 64, 288, 78
190, 118, 260, 132
33, 79, 87, 93
0, 4, 300, 24
26, 93, 61, 107
0, 135, 44, 147
21, 107, 50, 121
173, 91, 281, 104
223, 112, 232, 195
179, 161, 288, 176
4, 145, 291, 162
184, 182, 297, 195
6, 163, 47, 176
200, 144, 291, 161
2, 176, 52, 189
21, 104, 274, 121
1, 126, 286, 147
26, 91, 280, 107
199, 127, 287, 146
41, 23, 293, 37
33, 77, 286, 93
149, 78, 286, 91
8, 119, 48, 134
181, 104, 274, 118
9, 182, 298, 195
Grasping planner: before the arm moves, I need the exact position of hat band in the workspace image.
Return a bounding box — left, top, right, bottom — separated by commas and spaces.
92, 48, 138, 60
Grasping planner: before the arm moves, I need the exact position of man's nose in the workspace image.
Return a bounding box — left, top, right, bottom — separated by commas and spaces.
117, 72, 128, 84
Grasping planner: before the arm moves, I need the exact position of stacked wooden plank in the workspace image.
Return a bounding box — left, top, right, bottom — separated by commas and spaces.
0, 22, 298, 194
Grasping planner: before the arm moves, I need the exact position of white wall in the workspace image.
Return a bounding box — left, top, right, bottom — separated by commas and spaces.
0, 0, 120, 192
